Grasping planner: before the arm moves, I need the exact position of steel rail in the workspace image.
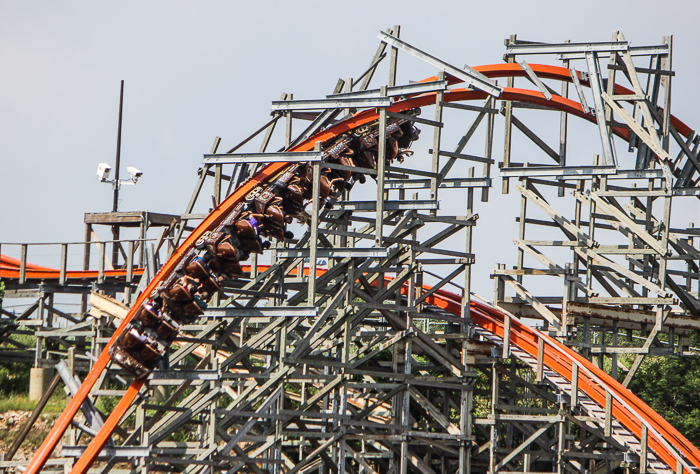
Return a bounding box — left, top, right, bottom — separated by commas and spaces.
1, 254, 146, 280
23, 64, 699, 474
427, 289, 700, 474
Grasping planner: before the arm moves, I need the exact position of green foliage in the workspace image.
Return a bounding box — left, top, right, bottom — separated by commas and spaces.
0, 360, 31, 395
628, 347, 700, 446
0, 392, 67, 413
95, 395, 120, 416
0, 281, 5, 298
0, 330, 37, 396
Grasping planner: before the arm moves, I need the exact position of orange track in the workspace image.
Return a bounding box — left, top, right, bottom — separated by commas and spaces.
19, 63, 698, 474
0, 254, 144, 281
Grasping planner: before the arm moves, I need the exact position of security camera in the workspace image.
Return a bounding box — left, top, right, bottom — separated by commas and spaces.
127, 166, 143, 182
97, 163, 112, 182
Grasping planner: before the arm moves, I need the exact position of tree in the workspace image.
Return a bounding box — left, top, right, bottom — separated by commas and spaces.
627, 334, 700, 446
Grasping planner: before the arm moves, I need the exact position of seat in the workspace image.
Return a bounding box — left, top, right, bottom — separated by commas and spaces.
135, 306, 161, 327
186, 259, 210, 279
168, 282, 194, 302
238, 237, 264, 254
155, 318, 178, 341
186, 259, 220, 294
139, 342, 163, 365
220, 258, 244, 276
122, 329, 146, 352
254, 189, 277, 215
356, 150, 377, 170
161, 288, 204, 323
216, 237, 239, 260
197, 275, 220, 295
387, 136, 399, 161
282, 184, 305, 212
234, 218, 259, 240
109, 344, 150, 379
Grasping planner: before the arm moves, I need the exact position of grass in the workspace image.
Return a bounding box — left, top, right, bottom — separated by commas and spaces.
0, 391, 68, 414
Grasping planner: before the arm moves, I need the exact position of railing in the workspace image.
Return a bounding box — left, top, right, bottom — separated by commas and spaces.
0, 237, 170, 285
470, 292, 700, 474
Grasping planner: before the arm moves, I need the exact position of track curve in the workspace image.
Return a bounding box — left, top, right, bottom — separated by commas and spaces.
23, 63, 700, 474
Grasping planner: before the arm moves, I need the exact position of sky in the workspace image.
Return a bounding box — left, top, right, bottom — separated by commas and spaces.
1, 0, 699, 300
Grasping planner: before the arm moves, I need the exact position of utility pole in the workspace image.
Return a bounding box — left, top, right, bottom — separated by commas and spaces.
112, 80, 124, 268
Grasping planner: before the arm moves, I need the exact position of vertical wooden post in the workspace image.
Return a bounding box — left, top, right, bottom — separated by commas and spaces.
516, 179, 527, 284
98, 242, 105, 285
285, 93, 293, 149
138, 219, 146, 268
612, 320, 619, 379
125, 241, 134, 305
656, 194, 672, 333
502, 315, 511, 359
214, 164, 222, 206
34, 295, 45, 367
494, 264, 505, 304
558, 40, 570, 199
640, 424, 648, 474
502, 34, 516, 194
482, 96, 495, 202
604, 390, 613, 437
81, 224, 92, 313
19, 244, 27, 285
463, 167, 474, 326
571, 362, 579, 407
308, 142, 322, 306
388, 25, 400, 87
210, 136, 222, 205
59, 244, 68, 286
557, 394, 566, 474
489, 363, 499, 474
376, 86, 388, 248
536, 337, 545, 383
429, 72, 445, 209
583, 316, 591, 360
661, 35, 673, 151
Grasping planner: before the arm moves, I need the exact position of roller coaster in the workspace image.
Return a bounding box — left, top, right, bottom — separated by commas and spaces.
2, 28, 700, 474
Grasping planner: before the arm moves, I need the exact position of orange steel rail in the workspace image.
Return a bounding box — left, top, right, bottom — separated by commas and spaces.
432, 292, 700, 474
22, 64, 698, 474
0, 254, 145, 281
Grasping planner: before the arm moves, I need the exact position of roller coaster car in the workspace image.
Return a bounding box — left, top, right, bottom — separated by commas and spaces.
160, 284, 204, 323
154, 317, 178, 342
134, 305, 161, 327
207, 251, 244, 277
110, 328, 164, 379
386, 136, 399, 161
355, 149, 377, 170
328, 154, 356, 182
203, 233, 244, 277
396, 121, 421, 148
254, 190, 291, 241
185, 258, 221, 295
298, 164, 334, 201
138, 340, 164, 365
281, 183, 306, 218
233, 217, 265, 254
109, 344, 150, 379
261, 210, 287, 241
122, 328, 147, 351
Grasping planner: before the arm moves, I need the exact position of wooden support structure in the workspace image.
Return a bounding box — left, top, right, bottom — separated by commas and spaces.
2, 28, 697, 474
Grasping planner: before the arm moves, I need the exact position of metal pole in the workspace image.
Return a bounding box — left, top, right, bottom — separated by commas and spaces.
113, 80, 124, 213
112, 80, 124, 268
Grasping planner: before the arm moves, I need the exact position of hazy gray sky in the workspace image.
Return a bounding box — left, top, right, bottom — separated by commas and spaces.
2, 1, 699, 297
